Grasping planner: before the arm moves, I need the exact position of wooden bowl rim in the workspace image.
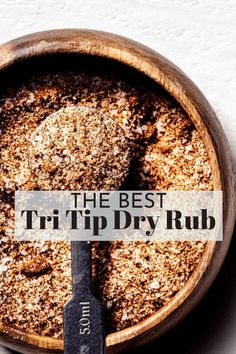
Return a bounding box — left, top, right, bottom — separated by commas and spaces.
0, 29, 235, 352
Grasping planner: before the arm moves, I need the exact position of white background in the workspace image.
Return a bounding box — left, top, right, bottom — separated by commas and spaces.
0, 1, 235, 354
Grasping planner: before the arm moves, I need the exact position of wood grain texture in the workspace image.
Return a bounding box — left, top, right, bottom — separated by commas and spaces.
0, 29, 235, 354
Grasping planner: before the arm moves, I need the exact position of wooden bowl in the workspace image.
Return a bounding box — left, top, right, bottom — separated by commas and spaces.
0, 29, 235, 354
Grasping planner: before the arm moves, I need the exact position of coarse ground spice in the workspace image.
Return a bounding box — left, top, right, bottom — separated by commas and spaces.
27, 105, 136, 190
0, 68, 212, 338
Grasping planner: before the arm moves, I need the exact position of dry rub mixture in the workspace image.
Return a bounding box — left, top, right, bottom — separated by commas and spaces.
0, 70, 212, 338
27, 105, 135, 190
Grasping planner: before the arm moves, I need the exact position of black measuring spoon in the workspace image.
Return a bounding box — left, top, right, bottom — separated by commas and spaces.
64, 241, 104, 354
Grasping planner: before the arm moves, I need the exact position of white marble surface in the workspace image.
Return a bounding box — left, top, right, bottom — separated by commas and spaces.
0, 1, 235, 353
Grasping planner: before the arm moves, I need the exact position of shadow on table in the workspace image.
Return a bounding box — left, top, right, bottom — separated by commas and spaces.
129, 223, 236, 354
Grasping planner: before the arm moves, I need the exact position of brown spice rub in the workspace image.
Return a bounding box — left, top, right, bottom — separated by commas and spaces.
135, 93, 212, 190
0, 73, 145, 191
27, 105, 135, 190
92, 241, 205, 331
0, 70, 212, 338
